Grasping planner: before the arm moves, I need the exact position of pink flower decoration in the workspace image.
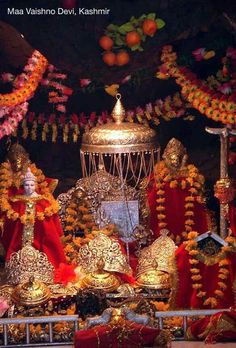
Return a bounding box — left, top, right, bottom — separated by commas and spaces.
71, 113, 79, 124
1, 73, 14, 83
136, 106, 144, 115
40, 79, 50, 86
62, 87, 73, 96
176, 108, 185, 117
24, 63, 35, 72
101, 111, 108, 122
192, 48, 206, 61
49, 114, 56, 124
28, 112, 35, 123
79, 112, 87, 126
159, 64, 169, 74
127, 110, 135, 118
226, 47, 236, 60
56, 104, 66, 113
59, 114, 66, 125
121, 75, 131, 84
47, 64, 55, 73
38, 113, 45, 124
218, 82, 232, 95
146, 103, 153, 113
89, 112, 96, 123
80, 79, 91, 88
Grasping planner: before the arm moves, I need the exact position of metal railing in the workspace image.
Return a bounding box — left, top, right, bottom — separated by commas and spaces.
0, 315, 78, 347
155, 308, 230, 339
0, 309, 231, 345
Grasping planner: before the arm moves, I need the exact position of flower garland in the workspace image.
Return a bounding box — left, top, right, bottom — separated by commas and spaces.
13, 92, 191, 143
154, 161, 205, 243
41, 65, 73, 114
0, 50, 48, 139
185, 231, 236, 308
64, 200, 97, 236
0, 50, 48, 107
0, 102, 28, 139
0, 162, 59, 224
158, 45, 236, 126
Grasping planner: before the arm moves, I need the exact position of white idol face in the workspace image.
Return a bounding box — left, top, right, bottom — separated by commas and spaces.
24, 180, 36, 196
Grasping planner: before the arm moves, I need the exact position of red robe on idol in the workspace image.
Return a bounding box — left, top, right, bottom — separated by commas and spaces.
0, 185, 66, 269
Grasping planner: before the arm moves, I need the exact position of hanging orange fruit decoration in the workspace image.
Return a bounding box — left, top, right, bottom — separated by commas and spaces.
99, 13, 165, 67
142, 19, 157, 36
102, 51, 116, 66
99, 35, 114, 50
125, 31, 141, 47
116, 50, 130, 66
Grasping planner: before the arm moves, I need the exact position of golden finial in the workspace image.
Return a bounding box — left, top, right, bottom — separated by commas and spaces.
111, 93, 125, 124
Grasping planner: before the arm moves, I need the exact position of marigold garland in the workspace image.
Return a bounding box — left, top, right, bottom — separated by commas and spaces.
154, 160, 205, 243
0, 161, 59, 224
158, 45, 236, 126
0, 51, 48, 107
185, 231, 236, 308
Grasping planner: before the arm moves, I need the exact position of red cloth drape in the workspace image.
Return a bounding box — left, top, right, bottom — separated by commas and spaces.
74, 322, 162, 348
118, 239, 138, 273
170, 244, 236, 309
229, 204, 236, 238
147, 178, 209, 241
0, 197, 66, 268
187, 311, 236, 343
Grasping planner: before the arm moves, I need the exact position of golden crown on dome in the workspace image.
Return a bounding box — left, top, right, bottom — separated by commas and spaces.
81, 94, 158, 154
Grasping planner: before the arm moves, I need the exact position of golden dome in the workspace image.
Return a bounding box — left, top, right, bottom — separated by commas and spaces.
81, 272, 120, 293
81, 94, 158, 154
81, 258, 120, 292
136, 270, 170, 290
12, 276, 50, 306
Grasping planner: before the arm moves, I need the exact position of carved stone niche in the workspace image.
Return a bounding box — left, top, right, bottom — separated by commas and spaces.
57, 167, 142, 240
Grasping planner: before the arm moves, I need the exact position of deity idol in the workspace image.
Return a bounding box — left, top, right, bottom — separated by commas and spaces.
146, 138, 212, 243
0, 165, 66, 268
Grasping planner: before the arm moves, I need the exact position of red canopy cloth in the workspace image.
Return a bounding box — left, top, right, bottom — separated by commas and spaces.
186, 310, 236, 343
170, 243, 236, 309
147, 179, 210, 243
74, 322, 168, 348
0, 195, 66, 268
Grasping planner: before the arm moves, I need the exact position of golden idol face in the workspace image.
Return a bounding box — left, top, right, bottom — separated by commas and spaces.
166, 153, 182, 170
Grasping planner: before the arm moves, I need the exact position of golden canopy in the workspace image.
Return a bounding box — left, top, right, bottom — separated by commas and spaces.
80, 94, 160, 186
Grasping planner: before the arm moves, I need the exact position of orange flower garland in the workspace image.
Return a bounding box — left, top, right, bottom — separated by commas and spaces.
64, 200, 96, 236
185, 231, 236, 308
0, 51, 48, 107
158, 45, 236, 126
154, 161, 205, 243
0, 161, 58, 224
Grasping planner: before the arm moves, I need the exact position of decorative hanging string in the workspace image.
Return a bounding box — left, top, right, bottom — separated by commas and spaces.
11, 91, 192, 143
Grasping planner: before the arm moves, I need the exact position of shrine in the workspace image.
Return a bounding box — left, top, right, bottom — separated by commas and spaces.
0, 0, 236, 347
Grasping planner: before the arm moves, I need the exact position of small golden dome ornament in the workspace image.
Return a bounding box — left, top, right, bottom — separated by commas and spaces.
136, 230, 176, 290
12, 276, 50, 306
81, 258, 120, 293
81, 94, 159, 184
